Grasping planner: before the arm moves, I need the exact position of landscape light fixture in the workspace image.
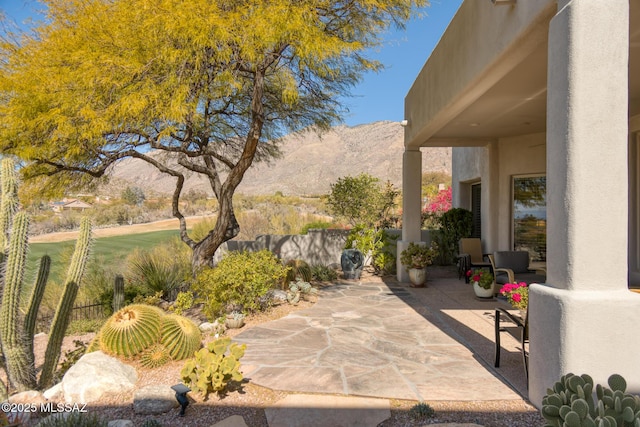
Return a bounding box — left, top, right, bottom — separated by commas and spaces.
171, 383, 191, 417
491, 0, 516, 5
400, 120, 409, 127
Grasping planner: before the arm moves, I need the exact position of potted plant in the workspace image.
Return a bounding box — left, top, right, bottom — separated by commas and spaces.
225, 311, 245, 329
400, 242, 438, 287
499, 282, 529, 319
467, 268, 494, 298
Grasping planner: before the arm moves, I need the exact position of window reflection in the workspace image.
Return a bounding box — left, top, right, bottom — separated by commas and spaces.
513, 176, 546, 262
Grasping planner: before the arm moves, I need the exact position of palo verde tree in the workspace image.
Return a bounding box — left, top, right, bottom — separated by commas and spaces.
0, 0, 427, 270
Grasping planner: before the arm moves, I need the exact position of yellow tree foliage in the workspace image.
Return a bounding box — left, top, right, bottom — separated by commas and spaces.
0, 0, 428, 268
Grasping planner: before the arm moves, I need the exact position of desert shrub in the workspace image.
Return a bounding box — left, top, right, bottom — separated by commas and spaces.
65, 318, 105, 335
192, 250, 289, 319
126, 239, 191, 299
171, 291, 195, 315
300, 220, 333, 234
132, 291, 164, 306
98, 283, 151, 315
345, 226, 397, 275
188, 216, 218, 242
311, 264, 338, 282
432, 208, 473, 265
372, 250, 396, 276
409, 402, 435, 421
34, 413, 108, 427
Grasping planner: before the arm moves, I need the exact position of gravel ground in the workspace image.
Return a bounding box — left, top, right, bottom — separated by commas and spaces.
21, 284, 545, 427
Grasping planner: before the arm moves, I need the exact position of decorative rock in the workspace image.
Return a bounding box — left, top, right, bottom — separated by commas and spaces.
210, 415, 249, 427
59, 351, 137, 404
43, 383, 63, 400
9, 390, 47, 405
199, 321, 221, 332
108, 420, 135, 427
269, 290, 288, 305
133, 385, 179, 415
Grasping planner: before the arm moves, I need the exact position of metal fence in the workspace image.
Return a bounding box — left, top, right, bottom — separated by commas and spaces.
37, 302, 107, 333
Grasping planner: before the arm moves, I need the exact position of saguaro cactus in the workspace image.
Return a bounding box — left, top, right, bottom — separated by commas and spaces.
0, 211, 37, 390
39, 217, 92, 389
0, 158, 93, 394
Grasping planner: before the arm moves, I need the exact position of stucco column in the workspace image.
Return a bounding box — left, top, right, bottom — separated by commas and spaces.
398, 148, 422, 282
529, 0, 640, 406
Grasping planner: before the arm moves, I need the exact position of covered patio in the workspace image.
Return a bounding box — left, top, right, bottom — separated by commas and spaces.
401, 0, 640, 405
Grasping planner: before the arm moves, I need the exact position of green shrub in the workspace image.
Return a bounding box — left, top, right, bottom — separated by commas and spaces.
435, 208, 473, 265
98, 284, 151, 315
126, 240, 191, 298
192, 250, 289, 319
65, 318, 106, 335
300, 221, 333, 234
409, 402, 435, 421
373, 250, 396, 276
311, 264, 338, 282
180, 337, 245, 398
345, 226, 397, 275
171, 291, 195, 315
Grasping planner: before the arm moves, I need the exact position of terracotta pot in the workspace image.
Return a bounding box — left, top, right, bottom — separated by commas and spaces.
408, 267, 427, 287
473, 281, 494, 298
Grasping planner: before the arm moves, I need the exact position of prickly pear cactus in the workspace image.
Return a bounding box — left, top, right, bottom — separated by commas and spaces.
160, 314, 201, 360
98, 304, 163, 358
542, 373, 640, 427
180, 337, 245, 398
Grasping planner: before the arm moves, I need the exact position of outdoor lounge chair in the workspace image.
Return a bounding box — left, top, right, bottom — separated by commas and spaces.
494, 307, 529, 384
457, 238, 492, 280
489, 251, 546, 285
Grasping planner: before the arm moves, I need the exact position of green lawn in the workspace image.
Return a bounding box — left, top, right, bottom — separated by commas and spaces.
28, 229, 181, 284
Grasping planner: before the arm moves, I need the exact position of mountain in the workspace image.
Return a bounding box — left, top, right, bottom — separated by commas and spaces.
107, 121, 451, 196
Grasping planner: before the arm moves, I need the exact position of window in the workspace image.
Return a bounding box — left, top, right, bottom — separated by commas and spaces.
513, 175, 546, 262
471, 183, 481, 238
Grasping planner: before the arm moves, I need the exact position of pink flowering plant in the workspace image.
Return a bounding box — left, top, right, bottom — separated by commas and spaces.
466, 268, 493, 289
499, 282, 529, 310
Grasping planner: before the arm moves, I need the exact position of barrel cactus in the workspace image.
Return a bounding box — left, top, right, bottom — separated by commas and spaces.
160, 314, 202, 360
99, 304, 163, 358
139, 344, 172, 369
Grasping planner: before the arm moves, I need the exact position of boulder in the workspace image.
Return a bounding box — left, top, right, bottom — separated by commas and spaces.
8, 390, 47, 405
133, 385, 179, 415
199, 320, 223, 333
43, 383, 63, 401
59, 351, 137, 404
269, 290, 288, 305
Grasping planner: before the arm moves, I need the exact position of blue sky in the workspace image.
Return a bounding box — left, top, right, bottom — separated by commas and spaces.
0, 0, 463, 127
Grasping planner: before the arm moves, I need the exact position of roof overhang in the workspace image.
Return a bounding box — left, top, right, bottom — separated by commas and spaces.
404, 0, 640, 148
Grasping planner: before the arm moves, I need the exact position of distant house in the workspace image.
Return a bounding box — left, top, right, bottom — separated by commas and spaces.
51, 199, 92, 213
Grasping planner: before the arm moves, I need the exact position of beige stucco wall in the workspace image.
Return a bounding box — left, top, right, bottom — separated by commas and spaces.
404, 0, 555, 148
452, 133, 545, 253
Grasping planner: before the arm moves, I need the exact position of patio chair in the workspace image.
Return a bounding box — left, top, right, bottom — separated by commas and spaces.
494, 307, 529, 384
457, 238, 492, 280
489, 251, 546, 285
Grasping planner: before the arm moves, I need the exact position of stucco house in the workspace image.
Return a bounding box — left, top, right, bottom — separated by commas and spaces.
400, 0, 640, 406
